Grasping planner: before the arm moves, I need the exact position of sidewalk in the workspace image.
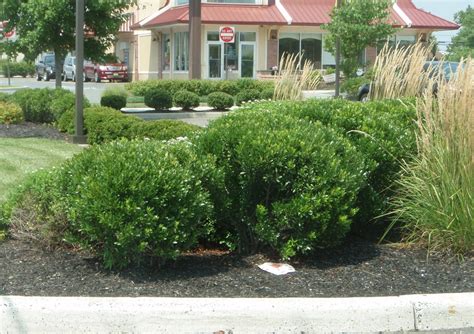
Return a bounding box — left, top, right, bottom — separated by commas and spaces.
1, 293, 473, 333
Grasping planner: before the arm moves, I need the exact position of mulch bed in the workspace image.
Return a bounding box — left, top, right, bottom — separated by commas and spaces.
0, 122, 69, 141
0, 123, 472, 298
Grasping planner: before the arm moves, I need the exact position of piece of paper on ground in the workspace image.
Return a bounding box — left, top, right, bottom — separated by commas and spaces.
258, 262, 296, 275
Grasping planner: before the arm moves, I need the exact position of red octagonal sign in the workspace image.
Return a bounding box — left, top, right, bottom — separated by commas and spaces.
4, 30, 15, 39
219, 26, 235, 43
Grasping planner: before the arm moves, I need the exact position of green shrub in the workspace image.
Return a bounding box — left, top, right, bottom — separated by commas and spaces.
57, 106, 199, 144
11, 88, 54, 123
17, 140, 213, 269
260, 88, 274, 100
129, 120, 201, 140
207, 92, 234, 110
0, 101, 24, 124
1, 61, 35, 78
341, 77, 371, 97
241, 99, 417, 238
195, 110, 366, 258
235, 89, 261, 106
0, 92, 11, 103
144, 88, 173, 111
216, 80, 239, 96
101, 94, 127, 111
50, 90, 90, 121
173, 90, 200, 110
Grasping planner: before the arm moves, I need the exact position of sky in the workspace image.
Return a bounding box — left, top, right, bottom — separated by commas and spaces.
412, 0, 471, 52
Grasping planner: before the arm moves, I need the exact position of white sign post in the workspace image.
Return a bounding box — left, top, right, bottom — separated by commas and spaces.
219, 26, 235, 43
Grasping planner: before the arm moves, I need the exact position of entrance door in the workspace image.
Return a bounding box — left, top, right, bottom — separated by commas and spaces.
208, 43, 223, 79
240, 43, 256, 78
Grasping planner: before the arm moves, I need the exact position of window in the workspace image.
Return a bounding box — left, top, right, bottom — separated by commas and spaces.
279, 33, 322, 67
207, 32, 257, 72
174, 32, 189, 71
162, 33, 171, 71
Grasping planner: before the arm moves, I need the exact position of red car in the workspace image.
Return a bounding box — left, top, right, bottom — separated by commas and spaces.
84, 62, 129, 83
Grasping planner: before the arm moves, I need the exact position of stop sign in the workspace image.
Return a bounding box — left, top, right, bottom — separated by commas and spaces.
219, 26, 235, 43
4, 30, 15, 39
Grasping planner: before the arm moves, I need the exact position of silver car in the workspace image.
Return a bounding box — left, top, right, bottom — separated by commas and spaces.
63, 56, 91, 82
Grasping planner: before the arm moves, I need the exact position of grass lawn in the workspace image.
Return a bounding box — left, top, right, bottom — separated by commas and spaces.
0, 138, 83, 202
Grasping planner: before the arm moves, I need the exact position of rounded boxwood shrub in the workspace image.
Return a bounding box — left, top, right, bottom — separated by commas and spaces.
50, 90, 90, 121
173, 90, 200, 110
100, 94, 127, 111
0, 101, 24, 124
63, 139, 215, 269
195, 110, 367, 258
0, 92, 11, 103
129, 119, 201, 140
260, 88, 274, 100
207, 92, 234, 110
144, 88, 172, 111
235, 89, 261, 106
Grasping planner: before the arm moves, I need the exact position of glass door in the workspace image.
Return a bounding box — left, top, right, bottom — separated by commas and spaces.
208, 43, 223, 79
239, 42, 256, 78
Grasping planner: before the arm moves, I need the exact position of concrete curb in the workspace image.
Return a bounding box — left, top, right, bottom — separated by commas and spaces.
1, 293, 473, 333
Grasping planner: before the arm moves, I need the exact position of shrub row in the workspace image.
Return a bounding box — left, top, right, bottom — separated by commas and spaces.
0, 61, 35, 78
0, 101, 23, 124
127, 78, 274, 99
57, 106, 201, 145
9, 88, 90, 123
1, 99, 417, 269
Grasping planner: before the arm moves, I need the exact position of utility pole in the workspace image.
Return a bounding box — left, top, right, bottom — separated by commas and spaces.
335, 0, 342, 98
189, 0, 201, 79
73, 0, 87, 144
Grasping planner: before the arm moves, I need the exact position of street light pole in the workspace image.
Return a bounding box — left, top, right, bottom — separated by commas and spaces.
189, 0, 201, 79
73, 0, 87, 144
335, 0, 342, 98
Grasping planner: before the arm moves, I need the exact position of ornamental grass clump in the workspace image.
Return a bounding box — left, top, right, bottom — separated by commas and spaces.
388, 58, 474, 257
274, 52, 321, 101
370, 41, 433, 100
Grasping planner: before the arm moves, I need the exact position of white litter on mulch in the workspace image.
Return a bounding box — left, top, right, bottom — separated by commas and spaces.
258, 262, 296, 276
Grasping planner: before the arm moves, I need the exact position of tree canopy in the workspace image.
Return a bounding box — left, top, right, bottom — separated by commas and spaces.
448, 5, 474, 61
1, 0, 135, 87
323, 0, 395, 77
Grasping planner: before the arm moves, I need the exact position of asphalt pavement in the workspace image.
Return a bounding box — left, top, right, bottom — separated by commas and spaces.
0, 76, 124, 104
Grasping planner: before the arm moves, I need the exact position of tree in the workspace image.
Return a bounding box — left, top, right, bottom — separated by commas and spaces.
448, 5, 474, 61
2, 0, 135, 88
323, 0, 395, 77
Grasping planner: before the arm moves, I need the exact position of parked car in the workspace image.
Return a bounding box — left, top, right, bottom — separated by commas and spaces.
357, 61, 461, 101
63, 55, 92, 82
35, 53, 56, 81
84, 62, 129, 83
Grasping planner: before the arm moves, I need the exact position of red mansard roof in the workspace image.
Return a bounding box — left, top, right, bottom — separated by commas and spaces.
138, 0, 459, 30
140, 4, 286, 28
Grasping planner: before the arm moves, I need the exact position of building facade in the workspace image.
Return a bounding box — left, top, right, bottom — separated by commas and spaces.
118, 0, 459, 81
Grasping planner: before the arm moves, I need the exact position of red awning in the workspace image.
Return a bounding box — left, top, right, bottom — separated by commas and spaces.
141, 4, 286, 28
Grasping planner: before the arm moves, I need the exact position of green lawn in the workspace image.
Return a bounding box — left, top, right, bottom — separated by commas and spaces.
0, 138, 83, 202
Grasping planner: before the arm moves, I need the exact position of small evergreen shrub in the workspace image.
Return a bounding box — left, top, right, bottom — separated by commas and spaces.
195, 110, 366, 258
173, 90, 200, 110
216, 80, 239, 96
260, 88, 274, 100
144, 88, 172, 111
0, 101, 24, 124
50, 90, 90, 121
235, 89, 261, 106
207, 92, 234, 110
0, 92, 11, 103
341, 77, 371, 98
100, 94, 127, 111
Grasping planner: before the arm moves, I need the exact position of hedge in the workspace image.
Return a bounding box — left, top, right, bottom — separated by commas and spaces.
126, 79, 274, 98
57, 106, 201, 145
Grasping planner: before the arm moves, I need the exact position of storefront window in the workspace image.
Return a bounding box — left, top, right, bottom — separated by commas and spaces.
174, 32, 189, 71
162, 33, 171, 71
279, 33, 322, 67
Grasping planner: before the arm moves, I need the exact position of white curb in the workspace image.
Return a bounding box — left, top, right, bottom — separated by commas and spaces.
1, 293, 473, 333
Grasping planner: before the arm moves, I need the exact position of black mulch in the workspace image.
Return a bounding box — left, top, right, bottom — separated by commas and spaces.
0, 237, 472, 298
0, 123, 69, 141
0, 123, 472, 297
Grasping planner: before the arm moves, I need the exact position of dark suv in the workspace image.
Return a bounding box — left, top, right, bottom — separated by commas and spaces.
35, 53, 56, 81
